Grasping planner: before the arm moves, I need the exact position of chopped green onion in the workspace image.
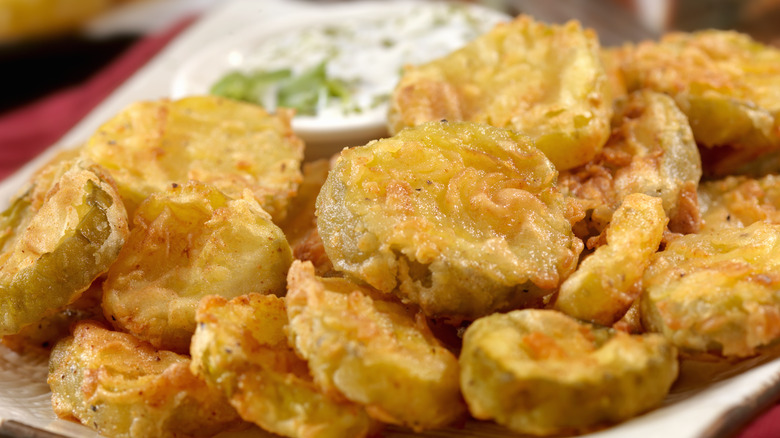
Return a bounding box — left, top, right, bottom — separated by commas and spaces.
211, 61, 353, 117
277, 61, 329, 115
211, 69, 292, 105
210, 71, 252, 101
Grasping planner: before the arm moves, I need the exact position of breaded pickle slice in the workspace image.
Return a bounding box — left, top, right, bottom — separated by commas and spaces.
698, 174, 780, 232
317, 121, 582, 321
389, 15, 611, 170
82, 95, 304, 220
191, 294, 378, 438
103, 181, 292, 353
0, 159, 128, 335
286, 261, 466, 432
2, 280, 104, 354
279, 159, 336, 276
616, 30, 780, 172
642, 222, 780, 358
560, 90, 702, 237
600, 48, 629, 102
279, 159, 331, 249
460, 309, 678, 436
48, 321, 243, 438
555, 194, 667, 326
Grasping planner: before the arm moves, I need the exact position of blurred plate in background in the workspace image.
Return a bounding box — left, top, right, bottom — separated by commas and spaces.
170, 0, 509, 158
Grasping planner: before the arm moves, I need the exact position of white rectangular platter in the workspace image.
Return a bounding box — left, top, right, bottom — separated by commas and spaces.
1, 1, 779, 437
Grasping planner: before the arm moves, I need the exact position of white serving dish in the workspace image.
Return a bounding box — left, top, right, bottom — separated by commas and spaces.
170, 0, 509, 158
0, 1, 779, 437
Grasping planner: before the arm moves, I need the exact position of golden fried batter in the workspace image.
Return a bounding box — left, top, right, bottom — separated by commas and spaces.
460, 309, 678, 436
286, 261, 465, 432
642, 222, 780, 358
0, 158, 128, 336
559, 90, 702, 238
0, 0, 131, 41
699, 174, 780, 232
48, 321, 244, 438
191, 294, 379, 438
612, 297, 645, 335
279, 159, 331, 249
600, 48, 629, 103
82, 95, 304, 220
389, 15, 612, 170
317, 121, 582, 321
614, 30, 780, 175
278, 159, 336, 276
555, 194, 667, 326
102, 181, 292, 353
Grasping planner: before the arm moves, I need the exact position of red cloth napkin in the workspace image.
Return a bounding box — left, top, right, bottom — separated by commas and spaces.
0, 10, 777, 438
0, 16, 194, 181
739, 404, 780, 438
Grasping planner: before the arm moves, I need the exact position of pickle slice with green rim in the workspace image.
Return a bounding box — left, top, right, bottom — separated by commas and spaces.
0, 159, 128, 335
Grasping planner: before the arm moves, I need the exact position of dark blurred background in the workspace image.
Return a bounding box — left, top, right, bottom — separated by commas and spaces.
0, 0, 211, 115
1, 0, 779, 117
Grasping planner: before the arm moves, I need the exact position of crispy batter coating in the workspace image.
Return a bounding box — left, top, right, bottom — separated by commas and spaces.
0, 158, 128, 335
642, 222, 780, 357
614, 30, 780, 174
559, 90, 702, 238
278, 159, 336, 276
317, 121, 582, 321
48, 321, 243, 438
555, 194, 667, 326
102, 181, 292, 353
459, 309, 678, 436
389, 15, 612, 169
291, 228, 335, 278
190, 294, 378, 438
600, 48, 629, 103
285, 261, 466, 432
279, 159, 331, 249
612, 298, 645, 335
82, 95, 304, 220
388, 15, 612, 170
699, 174, 780, 232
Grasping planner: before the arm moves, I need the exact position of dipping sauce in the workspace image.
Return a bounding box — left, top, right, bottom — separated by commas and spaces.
209, 2, 509, 122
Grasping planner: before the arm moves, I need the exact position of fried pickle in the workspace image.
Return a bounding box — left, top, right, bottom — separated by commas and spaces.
278, 159, 336, 276
555, 193, 667, 326
600, 48, 629, 103
0, 158, 128, 336
0, 0, 132, 41
614, 30, 780, 175
102, 181, 292, 353
48, 321, 244, 438
82, 95, 304, 221
559, 90, 702, 238
642, 222, 780, 358
2, 279, 105, 354
388, 15, 612, 170
285, 260, 465, 432
699, 174, 780, 232
279, 159, 331, 249
316, 121, 582, 321
612, 297, 645, 335
459, 309, 678, 436
191, 293, 379, 438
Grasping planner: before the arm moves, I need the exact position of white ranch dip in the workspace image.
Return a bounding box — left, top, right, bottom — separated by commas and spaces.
214, 2, 509, 120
